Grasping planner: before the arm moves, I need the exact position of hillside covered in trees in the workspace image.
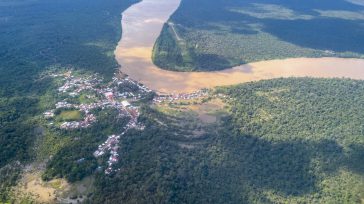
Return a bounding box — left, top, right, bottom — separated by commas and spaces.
0, 0, 139, 201
89, 78, 364, 203
1, 0, 364, 203
153, 0, 364, 71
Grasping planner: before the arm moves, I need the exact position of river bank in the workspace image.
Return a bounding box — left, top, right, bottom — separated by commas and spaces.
115, 0, 364, 94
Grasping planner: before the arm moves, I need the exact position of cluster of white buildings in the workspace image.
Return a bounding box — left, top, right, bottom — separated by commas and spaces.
153, 89, 208, 103
60, 113, 96, 129
93, 134, 122, 174
113, 76, 152, 94
90, 77, 153, 174
46, 71, 212, 174
60, 121, 81, 129
56, 72, 102, 98
46, 71, 150, 173
46, 72, 146, 130
92, 101, 145, 174
55, 101, 73, 109
43, 110, 55, 118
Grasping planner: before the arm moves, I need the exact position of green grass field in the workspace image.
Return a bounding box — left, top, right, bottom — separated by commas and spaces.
58, 110, 82, 121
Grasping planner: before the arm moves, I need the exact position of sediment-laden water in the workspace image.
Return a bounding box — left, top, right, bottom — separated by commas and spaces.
115, 0, 364, 93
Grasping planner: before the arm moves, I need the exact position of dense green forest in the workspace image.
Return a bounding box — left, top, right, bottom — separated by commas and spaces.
2, 0, 364, 203
153, 0, 364, 71
0, 0, 138, 201
78, 78, 364, 203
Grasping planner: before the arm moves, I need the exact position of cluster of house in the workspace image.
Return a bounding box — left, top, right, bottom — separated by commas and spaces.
153, 89, 208, 103
45, 71, 213, 174
60, 114, 96, 129
56, 72, 102, 97
43, 110, 55, 118
45, 71, 150, 173
55, 101, 73, 109
93, 134, 121, 174
215, 93, 229, 99
119, 100, 145, 130
93, 101, 146, 174
89, 77, 153, 174
113, 76, 152, 94
45, 72, 149, 130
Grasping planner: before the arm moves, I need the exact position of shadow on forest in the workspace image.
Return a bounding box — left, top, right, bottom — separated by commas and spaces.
141, 107, 364, 198
210, 132, 364, 197
345, 144, 364, 174
192, 53, 237, 71
175, 0, 364, 54
89, 106, 364, 203
262, 18, 364, 53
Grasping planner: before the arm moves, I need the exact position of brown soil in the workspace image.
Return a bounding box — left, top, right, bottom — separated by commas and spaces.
14, 172, 69, 203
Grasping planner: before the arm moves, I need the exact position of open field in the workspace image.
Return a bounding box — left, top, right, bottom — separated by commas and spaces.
58, 110, 82, 121
156, 97, 226, 124
14, 171, 69, 203
13, 168, 95, 203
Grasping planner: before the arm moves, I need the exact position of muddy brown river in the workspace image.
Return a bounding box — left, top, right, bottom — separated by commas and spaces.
115, 0, 364, 94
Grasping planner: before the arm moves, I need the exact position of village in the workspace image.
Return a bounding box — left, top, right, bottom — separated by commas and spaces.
44, 71, 149, 129
43, 71, 210, 174
153, 89, 208, 103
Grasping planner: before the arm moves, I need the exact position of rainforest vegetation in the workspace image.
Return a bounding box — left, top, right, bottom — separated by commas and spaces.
87, 78, 364, 203
0, 0, 139, 201
1, 0, 364, 203
153, 0, 364, 71
5, 77, 363, 203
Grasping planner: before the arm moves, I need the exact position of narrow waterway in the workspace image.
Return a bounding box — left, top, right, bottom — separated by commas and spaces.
115, 0, 364, 94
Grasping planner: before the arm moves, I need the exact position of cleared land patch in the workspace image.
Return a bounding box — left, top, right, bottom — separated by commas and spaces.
14, 171, 69, 203
58, 110, 82, 121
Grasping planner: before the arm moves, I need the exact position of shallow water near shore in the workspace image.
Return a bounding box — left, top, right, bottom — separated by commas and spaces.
115, 0, 364, 94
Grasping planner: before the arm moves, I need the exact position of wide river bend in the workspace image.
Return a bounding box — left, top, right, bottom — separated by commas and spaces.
115, 0, 364, 94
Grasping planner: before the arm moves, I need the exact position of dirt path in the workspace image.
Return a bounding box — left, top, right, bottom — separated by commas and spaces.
168, 22, 182, 41
115, 0, 364, 94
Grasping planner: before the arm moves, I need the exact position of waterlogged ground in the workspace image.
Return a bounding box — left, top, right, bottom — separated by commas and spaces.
115, 0, 364, 93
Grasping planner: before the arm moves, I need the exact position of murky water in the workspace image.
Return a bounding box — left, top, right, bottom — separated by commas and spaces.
115, 0, 364, 94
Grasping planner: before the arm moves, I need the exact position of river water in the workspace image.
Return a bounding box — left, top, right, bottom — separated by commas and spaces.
115, 0, 364, 93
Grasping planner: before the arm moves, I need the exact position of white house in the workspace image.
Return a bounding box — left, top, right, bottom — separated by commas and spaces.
121, 100, 131, 107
